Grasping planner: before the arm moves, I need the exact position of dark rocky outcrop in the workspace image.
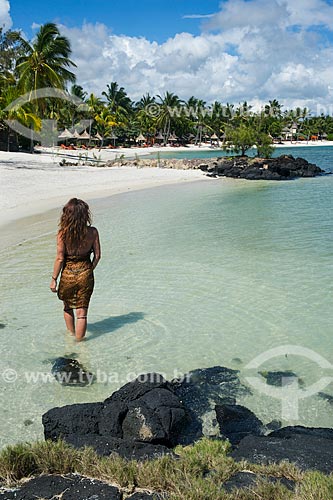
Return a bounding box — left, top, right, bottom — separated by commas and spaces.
231, 431, 333, 474
0, 474, 121, 500
215, 404, 264, 445
43, 402, 103, 440
43, 373, 187, 460
43, 367, 251, 458
269, 425, 333, 440
203, 154, 325, 180
42, 368, 333, 475
222, 471, 295, 493
0, 474, 163, 499
51, 357, 94, 386
171, 366, 251, 444
63, 434, 173, 460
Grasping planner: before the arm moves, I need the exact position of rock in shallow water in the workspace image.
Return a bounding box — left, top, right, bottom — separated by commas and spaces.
171, 366, 251, 443
51, 357, 94, 386
215, 404, 264, 445
204, 154, 326, 180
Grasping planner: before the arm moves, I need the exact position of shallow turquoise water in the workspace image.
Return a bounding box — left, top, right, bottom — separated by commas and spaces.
0, 148, 333, 447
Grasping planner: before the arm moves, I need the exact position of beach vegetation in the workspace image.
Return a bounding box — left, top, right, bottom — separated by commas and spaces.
224, 125, 257, 156
16, 23, 76, 93
0, 22, 333, 152
1, 437, 333, 498
156, 91, 183, 144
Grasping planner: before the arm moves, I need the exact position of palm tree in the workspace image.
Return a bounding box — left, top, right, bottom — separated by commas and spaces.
85, 93, 104, 143
16, 23, 76, 94
95, 108, 117, 147
0, 85, 40, 151
135, 93, 157, 137
71, 84, 87, 101
102, 82, 132, 115
156, 92, 182, 143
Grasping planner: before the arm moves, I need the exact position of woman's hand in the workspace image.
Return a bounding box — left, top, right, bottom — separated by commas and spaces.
50, 277, 57, 293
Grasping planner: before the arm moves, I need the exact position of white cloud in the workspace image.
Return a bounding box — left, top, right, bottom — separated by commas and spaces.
281, 0, 333, 30
59, 0, 333, 112
205, 0, 288, 30
182, 14, 214, 19
0, 0, 12, 29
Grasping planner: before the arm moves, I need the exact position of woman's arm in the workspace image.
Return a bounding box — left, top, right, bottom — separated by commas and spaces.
50, 232, 65, 292
92, 228, 101, 271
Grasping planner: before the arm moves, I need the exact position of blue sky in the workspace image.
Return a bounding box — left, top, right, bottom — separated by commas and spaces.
3, 0, 333, 111
10, 0, 221, 42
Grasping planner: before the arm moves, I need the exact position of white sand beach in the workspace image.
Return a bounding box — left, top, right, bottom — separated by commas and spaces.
0, 147, 208, 230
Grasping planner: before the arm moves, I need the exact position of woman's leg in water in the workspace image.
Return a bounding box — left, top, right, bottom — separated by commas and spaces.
63, 304, 75, 335
75, 307, 88, 341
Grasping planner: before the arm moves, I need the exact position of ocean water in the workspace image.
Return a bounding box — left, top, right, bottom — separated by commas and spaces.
0, 147, 333, 447
143, 144, 333, 162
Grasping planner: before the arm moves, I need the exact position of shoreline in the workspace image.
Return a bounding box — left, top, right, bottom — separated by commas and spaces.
1, 140, 332, 248
0, 151, 209, 225
0, 150, 210, 251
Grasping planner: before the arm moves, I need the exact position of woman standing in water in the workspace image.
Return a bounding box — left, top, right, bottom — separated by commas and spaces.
50, 198, 101, 341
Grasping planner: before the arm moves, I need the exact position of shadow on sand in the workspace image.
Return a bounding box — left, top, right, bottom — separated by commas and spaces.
87, 311, 145, 339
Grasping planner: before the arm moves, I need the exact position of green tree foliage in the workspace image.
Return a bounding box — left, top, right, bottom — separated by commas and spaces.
225, 125, 257, 155
0, 22, 333, 152
16, 23, 76, 93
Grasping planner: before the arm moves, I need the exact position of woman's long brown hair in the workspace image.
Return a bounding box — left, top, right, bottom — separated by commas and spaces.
59, 198, 92, 251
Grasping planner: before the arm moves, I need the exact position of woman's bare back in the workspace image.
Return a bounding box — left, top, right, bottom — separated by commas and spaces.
66, 227, 98, 256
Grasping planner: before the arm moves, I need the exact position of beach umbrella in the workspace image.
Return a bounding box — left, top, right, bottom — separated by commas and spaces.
211, 133, 219, 140
80, 130, 91, 139
136, 133, 146, 142
155, 132, 164, 140
73, 129, 82, 139
95, 132, 103, 141
58, 128, 73, 139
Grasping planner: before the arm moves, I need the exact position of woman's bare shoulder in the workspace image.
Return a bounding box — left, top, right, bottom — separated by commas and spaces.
89, 226, 99, 238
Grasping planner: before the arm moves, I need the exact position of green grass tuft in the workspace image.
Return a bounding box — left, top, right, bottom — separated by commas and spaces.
0, 437, 331, 499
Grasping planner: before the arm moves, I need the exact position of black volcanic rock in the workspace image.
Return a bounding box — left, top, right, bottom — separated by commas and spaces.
0, 474, 121, 500
203, 154, 325, 180
222, 471, 295, 493
41, 369, 333, 475
43, 402, 103, 441
215, 404, 264, 445
171, 366, 251, 444
42, 373, 187, 460
269, 425, 333, 440
51, 357, 94, 386
231, 433, 333, 473
63, 434, 174, 460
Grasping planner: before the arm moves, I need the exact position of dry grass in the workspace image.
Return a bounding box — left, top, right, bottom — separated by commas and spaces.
0, 438, 332, 499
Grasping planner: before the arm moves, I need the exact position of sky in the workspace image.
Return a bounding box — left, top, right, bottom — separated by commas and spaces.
2, 0, 333, 112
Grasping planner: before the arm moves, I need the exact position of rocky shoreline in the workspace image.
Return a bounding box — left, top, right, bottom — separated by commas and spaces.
2, 365, 332, 498
80, 154, 327, 181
